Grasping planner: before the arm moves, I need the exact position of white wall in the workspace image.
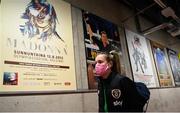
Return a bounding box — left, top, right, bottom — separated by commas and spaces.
148, 88, 180, 112
0, 93, 98, 112
2, 88, 180, 112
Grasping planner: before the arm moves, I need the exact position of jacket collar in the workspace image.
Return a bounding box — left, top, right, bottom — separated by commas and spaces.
101, 71, 117, 84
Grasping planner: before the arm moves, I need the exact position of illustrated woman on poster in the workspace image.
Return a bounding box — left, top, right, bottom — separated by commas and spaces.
20, 0, 64, 42
131, 35, 147, 73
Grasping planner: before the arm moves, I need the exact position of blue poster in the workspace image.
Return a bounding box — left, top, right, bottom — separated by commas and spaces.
154, 47, 168, 75
167, 49, 180, 86
151, 42, 173, 87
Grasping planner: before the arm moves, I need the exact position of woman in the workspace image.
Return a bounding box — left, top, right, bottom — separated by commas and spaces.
94, 51, 143, 112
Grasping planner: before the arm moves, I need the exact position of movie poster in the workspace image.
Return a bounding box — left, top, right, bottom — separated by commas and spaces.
167, 49, 180, 86
0, 0, 76, 92
125, 29, 157, 87
151, 42, 173, 87
82, 11, 124, 89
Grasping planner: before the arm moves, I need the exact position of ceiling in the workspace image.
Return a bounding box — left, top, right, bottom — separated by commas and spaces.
120, 0, 180, 39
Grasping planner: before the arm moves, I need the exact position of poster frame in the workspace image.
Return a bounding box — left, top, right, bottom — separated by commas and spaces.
167, 48, 180, 86
125, 29, 159, 88
150, 41, 174, 87
82, 10, 123, 89
0, 0, 77, 94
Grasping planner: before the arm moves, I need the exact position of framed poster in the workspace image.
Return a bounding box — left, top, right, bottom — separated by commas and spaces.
125, 29, 157, 87
82, 11, 123, 89
151, 42, 173, 87
0, 0, 77, 92
167, 49, 180, 86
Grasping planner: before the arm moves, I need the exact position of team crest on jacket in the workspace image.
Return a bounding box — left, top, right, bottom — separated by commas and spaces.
111, 89, 121, 99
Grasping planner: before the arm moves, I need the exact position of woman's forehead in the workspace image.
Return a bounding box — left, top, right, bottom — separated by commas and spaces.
95, 54, 107, 60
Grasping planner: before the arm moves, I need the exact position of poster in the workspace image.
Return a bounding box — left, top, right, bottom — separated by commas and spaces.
125, 29, 157, 87
167, 49, 180, 86
82, 11, 124, 89
151, 42, 173, 87
0, 0, 76, 92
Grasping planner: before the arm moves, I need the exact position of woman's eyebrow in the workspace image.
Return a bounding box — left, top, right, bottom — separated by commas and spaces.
97, 60, 103, 63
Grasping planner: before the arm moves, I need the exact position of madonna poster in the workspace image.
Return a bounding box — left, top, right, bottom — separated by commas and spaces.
0, 0, 76, 92
125, 29, 157, 87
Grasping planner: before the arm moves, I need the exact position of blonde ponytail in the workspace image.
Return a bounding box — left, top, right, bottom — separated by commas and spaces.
109, 50, 121, 74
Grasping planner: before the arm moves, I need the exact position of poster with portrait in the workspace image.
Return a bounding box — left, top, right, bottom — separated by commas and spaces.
0, 0, 77, 92
167, 49, 180, 86
82, 11, 124, 89
151, 42, 173, 87
125, 29, 157, 87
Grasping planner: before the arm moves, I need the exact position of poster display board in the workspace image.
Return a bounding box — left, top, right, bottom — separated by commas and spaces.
125, 29, 157, 87
167, 49, 180, 86
0, 0, 77, 92
151, 42, 173, 87
82, 11, 123, 89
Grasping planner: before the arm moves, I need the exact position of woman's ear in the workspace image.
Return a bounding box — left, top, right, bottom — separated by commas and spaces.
108, 61, 113, 68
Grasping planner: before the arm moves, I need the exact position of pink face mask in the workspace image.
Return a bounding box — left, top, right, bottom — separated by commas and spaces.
95, 63, 109, 76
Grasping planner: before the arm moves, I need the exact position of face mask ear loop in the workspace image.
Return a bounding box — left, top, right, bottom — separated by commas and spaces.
105, 65, 109, 71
